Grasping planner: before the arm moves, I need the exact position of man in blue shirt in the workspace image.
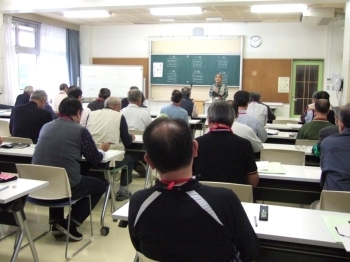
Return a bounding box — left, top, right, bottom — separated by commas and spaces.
160, 89, 189, 124
321, 103, 350, 191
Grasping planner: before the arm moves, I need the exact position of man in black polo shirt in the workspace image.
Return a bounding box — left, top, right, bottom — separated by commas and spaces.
193, 101, 259, 186
129, 117, 259, 261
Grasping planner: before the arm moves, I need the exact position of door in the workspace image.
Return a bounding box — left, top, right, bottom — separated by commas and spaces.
290, 61, 324, 117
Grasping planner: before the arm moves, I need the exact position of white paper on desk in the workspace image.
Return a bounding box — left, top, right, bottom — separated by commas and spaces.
286, 123, 302, 129
266, 129, 279, 135
258, 162, 286, 174
256, 161, 269, 170
336, 225, 350, 252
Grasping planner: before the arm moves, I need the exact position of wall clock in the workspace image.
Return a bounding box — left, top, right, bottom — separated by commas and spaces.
250, 36, 262, 48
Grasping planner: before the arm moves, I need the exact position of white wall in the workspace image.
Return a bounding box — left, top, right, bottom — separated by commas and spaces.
91, 22, 329, 59
89, 22, 343, 117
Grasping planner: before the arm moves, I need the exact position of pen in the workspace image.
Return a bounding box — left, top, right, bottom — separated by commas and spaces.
254, 216, 258, 227
0, 185, 9, 191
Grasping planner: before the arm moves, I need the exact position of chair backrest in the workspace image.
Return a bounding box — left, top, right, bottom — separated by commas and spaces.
137, 252, 159, 262
295, 139, 318, 147
0, 120, 10, 136
130, 130, 144, 135
319, 190, 350, 213
200, 181, 253, 203
3, 136, 33, 144
16, 164, 72, 200
272, 119, 299, 124
260, 149, 305, 166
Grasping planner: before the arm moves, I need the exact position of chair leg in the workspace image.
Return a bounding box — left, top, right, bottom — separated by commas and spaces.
133, 253, 139, 262
65, 197, 93, 261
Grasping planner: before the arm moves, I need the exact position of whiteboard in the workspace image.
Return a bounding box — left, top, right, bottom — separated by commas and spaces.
80, 64, 143, 98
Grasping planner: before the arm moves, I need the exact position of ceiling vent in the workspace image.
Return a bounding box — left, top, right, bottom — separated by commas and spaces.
301, 8, 334, 26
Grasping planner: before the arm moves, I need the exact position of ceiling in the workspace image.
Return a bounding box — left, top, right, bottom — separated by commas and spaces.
4, 1, 347, 26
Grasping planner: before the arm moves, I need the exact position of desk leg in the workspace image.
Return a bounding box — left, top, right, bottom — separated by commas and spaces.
12, 207, 39, 262
144, 165, 151, 189
100, 169, 115, 229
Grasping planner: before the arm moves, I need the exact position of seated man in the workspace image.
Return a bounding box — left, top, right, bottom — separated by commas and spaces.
321, 104, 350, 191
193, 102, 259, 187
312, 108, 339, 157
32, 97, 110, 241
160, 89, 189, 125
180, 86, 198, 118
86, 96, 135, 201
121, 89, 152, 131
234, 90, 267, 142
67, 86, 91, 127
247, 92, 267, 126
15, 85, 33, 106
87, 88, 111, 111
10, 90, 53, 143
297, 99, 333, 140
227, 100, 263, 153
129, 118, 259, 261
121, 86, 139, 109
52, 83, 68, 112
302, 91, 335, 124
259, 95, 276, 124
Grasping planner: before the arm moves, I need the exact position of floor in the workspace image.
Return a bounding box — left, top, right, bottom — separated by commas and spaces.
0, 172, 146, 262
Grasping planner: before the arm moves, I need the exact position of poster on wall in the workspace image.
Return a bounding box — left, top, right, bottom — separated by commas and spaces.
153, 62, 163, 77
278, 77, 290, 93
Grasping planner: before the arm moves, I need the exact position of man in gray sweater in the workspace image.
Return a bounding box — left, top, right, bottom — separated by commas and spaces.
33, 97, 110, 241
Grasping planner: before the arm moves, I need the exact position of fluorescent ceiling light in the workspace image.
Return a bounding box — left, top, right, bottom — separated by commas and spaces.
63, 10, 111, 18
150, 7, 202, 16
206, 17, 222, 21
251, 4, 308, 13
159, 19, 175, 22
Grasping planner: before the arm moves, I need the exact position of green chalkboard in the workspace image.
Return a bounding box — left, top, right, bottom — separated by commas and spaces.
151, 54, 241, 86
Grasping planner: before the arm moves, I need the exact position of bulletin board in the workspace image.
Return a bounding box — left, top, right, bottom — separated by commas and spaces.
243, 59, 292, 103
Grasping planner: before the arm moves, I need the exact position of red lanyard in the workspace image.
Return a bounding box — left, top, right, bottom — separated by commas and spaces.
208, 123, 232, 132
160, 178, 191, 190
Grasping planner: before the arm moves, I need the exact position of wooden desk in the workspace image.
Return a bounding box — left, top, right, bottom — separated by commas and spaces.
0, 145, 123, 236
266, 123, 302, 131
112, 202, 350, 261
262, 143, 312, 155
255, 164, 322, 205
127, 135, 152, 188
0, 178, 48, 262
266, 131, 297, 145
0, 111, 11, 118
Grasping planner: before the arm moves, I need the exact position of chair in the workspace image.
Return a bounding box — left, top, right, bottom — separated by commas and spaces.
199, 181, 253, 203
0, 120, 10, 136
272, 119, 299, 124
129, 130, 144, 135
136, 251, 159, 262
260, 149, 305, 166
316, 190, 350, 213
295, 139, 318, 147
16, 164, 93, 261
2, 136, 33, 144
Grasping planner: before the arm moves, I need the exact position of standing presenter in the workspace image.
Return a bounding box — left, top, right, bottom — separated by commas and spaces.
209, 73, 228, 102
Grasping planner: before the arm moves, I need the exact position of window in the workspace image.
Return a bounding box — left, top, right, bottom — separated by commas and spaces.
12, 18, 40, 90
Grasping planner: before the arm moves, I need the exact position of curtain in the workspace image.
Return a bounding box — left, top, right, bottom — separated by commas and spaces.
37, 24, 69, 100
3, 15, 19, 105
66, 29, 81, 86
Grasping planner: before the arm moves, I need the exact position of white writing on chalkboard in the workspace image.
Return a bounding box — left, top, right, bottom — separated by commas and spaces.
80, 65, 143, 98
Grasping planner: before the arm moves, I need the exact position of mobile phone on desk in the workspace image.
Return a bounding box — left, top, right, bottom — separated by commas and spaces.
259, 205, 268, 221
